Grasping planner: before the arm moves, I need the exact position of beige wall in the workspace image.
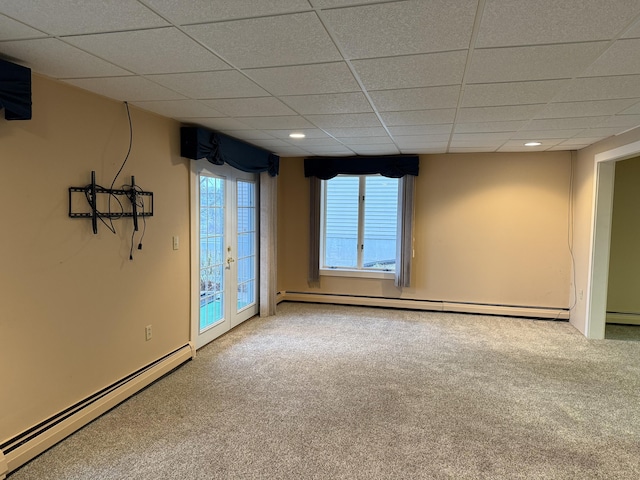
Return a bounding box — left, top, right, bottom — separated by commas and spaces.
607, 156, 640, 315
0, 75, 190, 441
278, 152, 572, 309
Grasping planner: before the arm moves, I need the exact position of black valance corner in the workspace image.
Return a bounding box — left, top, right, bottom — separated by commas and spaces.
304, 155, 419, 180
0, 59, 32, 121
180, 126, 279, 177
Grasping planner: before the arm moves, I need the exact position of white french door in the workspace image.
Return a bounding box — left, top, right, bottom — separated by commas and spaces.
191, 161, 258, 349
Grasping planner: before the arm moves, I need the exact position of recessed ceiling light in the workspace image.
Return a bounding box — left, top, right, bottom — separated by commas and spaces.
525, 141, 542, 147
289, 132, 306, 139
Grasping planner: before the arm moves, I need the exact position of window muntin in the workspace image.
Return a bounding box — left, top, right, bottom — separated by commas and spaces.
322, 174, 398, 273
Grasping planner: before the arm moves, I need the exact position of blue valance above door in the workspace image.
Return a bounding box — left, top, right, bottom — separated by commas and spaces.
181, 126, 279, 177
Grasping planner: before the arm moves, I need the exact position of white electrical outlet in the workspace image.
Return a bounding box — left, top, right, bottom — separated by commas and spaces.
145, 325, 152, 341
172, 236, 179, 250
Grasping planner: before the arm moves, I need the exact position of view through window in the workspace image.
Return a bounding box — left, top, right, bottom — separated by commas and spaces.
322, 174, 398, 272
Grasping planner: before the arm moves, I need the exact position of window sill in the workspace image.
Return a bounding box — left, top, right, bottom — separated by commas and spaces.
320, 268, 395, 280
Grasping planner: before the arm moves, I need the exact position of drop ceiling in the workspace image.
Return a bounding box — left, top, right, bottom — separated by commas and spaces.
2, 0, 640, 157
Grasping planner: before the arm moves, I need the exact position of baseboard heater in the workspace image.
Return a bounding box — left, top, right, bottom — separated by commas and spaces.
0, 343, 194, 478
280, 291, 569, 320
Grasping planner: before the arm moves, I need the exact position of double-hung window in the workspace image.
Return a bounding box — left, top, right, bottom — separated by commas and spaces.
321, 174, 399, 278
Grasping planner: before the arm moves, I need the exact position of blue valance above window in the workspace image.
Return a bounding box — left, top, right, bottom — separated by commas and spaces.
181, 126, 279, 177
0, 59, 32, 120
304, 156, 419, 180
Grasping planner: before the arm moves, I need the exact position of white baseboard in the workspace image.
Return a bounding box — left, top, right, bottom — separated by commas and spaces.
279, 291, 569, 320
606, 312, 640, 325
2, 343, 194, 477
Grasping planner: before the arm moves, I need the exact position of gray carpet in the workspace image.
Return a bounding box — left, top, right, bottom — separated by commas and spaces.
9, 302, 640, 479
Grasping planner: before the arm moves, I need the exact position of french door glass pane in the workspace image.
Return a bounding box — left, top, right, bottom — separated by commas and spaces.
324, 176, 359, 267
237, 181, 256, 311
200, 176, 224, 331
363, 176, 398, 270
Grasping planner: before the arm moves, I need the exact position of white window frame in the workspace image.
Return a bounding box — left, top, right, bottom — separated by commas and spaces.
319, 174, 397, 280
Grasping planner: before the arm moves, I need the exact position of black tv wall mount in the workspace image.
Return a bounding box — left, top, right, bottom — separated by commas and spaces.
69, 171, 153, 234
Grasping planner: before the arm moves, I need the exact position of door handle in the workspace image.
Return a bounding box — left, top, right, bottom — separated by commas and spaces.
227, 256, 235, 265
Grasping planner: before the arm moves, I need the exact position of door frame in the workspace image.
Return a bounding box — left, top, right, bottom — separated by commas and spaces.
585, 139, 640, 338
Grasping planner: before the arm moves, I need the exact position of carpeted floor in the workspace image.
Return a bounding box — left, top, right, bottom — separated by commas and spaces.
9, 302, 640, 479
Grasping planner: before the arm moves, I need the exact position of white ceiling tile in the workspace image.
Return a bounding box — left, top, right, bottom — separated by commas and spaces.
396, 139, 449, 149
452, 132, 513, 142
310, 0, 384, 7
580, 127, 633, 137
352, 51, 467, 90
350, 145, 401, 155
448, 147, 500, 153
535, 99, 639, 119
380, 109, 456, 126
222, 130, 277, 141
510, 129, 585, 140
556, 75, 640, 102
523, 116, 610, 131
64, 76, 185, 101
64, 28, 228, 75
248, 138, 292, 149
285, 137, 344, 147
321, 0, 477, 58
370, 86, 461, 112
280, 92, 372, 115
477, 0, 640, 48
622, 19, 640, 39
501, 139, 563, 148
498, 143, 557, 152
273, 146, 313, 157
202, 97, 297, 117
462, 80, 570, 107
304, 146, 355, 155
184, 117, 253, 130
457, 105, 545, 123
0, 0, 167, 35
546, 145, 583, 151
450, 140, 505, 148
0, 38, 129, 78
0, 13, 45, 40
265, 129, 332, 139
239, 115, 316, 129
396, 134, 451, 145
454, 121, 526, 133
596, 115, 640, 128
185, 12, 340, 69
132, 100, 225, 118
467, 43, 608, 83
338, 136, 393, 145
306, 113, 381, 129
401, 146, 447, 154
560, 137, 609, 146
582, 39, 640, 77
145, 0, 311, 24
323, 127, 388, 137
620, 101, 640, 115
148, 71, 268, 99
388, 125, 453, 136
246, 62, 358, 96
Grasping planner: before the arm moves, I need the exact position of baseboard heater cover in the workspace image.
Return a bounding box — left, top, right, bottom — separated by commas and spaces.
1, 343, 194, 477
280, 291, 569, 320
